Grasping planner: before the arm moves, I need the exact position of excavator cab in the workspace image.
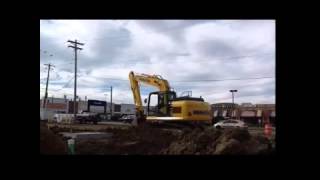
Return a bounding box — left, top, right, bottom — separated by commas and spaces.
147, 91, 176, 117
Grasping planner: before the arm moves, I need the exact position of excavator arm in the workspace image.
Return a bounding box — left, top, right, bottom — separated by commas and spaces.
129, 71, 171, 121
129, 71, 144, 117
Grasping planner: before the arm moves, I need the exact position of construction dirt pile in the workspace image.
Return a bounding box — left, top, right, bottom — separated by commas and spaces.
74, 125, 273, 155
161, 127, 272, 155
40, 122, 67, 155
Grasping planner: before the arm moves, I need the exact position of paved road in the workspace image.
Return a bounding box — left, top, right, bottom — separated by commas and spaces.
98, 121, 132, 126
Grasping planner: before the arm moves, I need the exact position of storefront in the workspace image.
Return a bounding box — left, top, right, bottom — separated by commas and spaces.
211, 103, 239, 121
240, 111, 257, 125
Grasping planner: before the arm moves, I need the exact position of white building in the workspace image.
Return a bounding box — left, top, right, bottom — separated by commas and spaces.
40, 97, 68, 120
119, 104, 136, 115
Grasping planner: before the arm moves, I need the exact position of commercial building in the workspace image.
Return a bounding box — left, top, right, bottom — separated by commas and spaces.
40, 95, 143, 119
40, 97, 68, 120
115, 104, 136, 115
211, 102, 276, 126
255, 104, 276, 125
211, 103, 240, 121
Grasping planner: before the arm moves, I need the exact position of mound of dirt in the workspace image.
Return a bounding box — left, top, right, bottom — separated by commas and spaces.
66, 124, 272, 155
161, 128, 271, 155
40, 122, 67, 155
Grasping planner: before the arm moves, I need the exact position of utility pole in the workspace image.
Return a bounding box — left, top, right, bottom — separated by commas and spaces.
230, 90, 238, 119
104, 93, 108, 116
110, 86, 113, 116
43, 63, 55, 108
67, 39, 84, 122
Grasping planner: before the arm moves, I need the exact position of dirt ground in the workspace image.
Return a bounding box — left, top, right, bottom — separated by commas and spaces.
40, 122, 67, 154
41, 122, 274, 155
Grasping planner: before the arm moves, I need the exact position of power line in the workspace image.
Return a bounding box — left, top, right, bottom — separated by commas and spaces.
41, 36, 274, 67
79, 75, 128, 81
194, 53, 274, 62
172, 76, 275, 82
65, 52, 273, 66
55, 62, 73, 66
73, 75, 275, 83
41, 75, 274, 90
53, 77, 75, 91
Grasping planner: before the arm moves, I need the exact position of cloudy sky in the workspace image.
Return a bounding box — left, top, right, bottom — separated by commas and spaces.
40, 20, 275, 105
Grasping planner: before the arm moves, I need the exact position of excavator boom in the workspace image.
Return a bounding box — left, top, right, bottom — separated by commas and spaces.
129, 71, 171, 121
129, 72, 144, 116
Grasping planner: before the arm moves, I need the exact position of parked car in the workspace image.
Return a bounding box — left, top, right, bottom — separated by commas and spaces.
76, 112, 104, 124
53, 114, 74, 124
96, 113, 108, 121
119, 115, 135, 123
213, 119, 248, 129
53, 112, 103, 124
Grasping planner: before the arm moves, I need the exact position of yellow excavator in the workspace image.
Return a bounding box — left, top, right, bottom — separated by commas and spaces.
129, 71, 213, 126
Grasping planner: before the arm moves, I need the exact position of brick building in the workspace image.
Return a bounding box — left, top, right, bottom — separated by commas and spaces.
211, 102, 276, 126
40, 97, 68, 120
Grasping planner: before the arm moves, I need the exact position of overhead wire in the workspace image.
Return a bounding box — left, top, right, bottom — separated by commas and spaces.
78, 75, 274, 83
172, 76, 275, 83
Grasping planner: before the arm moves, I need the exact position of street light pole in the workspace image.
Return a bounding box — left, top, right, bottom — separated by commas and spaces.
110, 86, 113, 117
230, 90, 238, 119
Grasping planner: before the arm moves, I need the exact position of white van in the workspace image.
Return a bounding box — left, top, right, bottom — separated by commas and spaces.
53, 114, 74, 124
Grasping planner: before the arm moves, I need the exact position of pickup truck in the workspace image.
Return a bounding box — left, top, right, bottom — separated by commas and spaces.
76, 112, 103, 124
53, 112, 105, 124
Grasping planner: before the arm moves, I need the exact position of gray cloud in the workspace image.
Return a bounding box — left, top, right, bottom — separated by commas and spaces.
136, 20, 215, 43
195, 39, 239, 58
40, 20, 275, 104
137, 20, 214, 33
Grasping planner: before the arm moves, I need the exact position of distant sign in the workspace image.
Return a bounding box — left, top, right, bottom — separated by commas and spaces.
87, 100, 107, 113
